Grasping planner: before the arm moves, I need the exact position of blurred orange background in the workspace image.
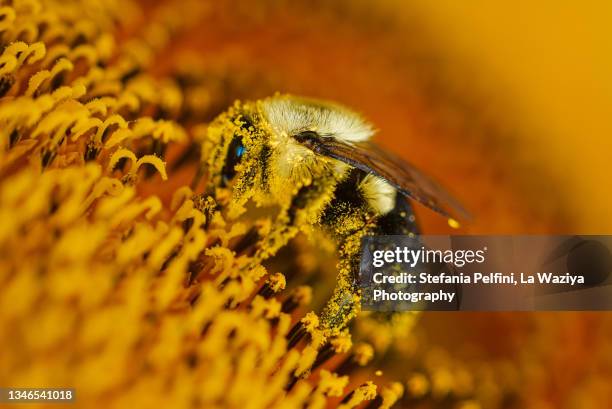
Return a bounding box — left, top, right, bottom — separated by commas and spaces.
408, 0, 612, 234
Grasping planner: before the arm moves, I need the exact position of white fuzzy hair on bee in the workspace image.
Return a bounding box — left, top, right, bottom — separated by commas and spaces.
261, 95, 375, 143
358, 174, 397, 214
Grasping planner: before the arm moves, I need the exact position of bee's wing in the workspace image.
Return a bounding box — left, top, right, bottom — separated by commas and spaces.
307, 137, 469, 220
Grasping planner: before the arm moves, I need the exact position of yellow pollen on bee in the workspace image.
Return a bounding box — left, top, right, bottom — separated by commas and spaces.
448, 218, 460, 229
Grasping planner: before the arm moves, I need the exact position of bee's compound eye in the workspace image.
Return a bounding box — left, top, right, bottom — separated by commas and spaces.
221, 136, 245, 186
236, 144, 245, 158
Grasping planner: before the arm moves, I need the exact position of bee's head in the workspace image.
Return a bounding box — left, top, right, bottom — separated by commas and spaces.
203, 100, 271, 214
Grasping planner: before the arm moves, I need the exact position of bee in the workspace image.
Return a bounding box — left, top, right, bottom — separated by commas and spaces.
201, 94, 466, 336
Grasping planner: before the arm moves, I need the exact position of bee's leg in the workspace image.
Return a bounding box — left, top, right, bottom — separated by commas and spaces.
319, 194, 420, 335
318, 206, 372, 335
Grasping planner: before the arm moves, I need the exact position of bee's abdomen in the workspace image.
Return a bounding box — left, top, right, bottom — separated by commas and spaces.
374, 196, 420, 236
